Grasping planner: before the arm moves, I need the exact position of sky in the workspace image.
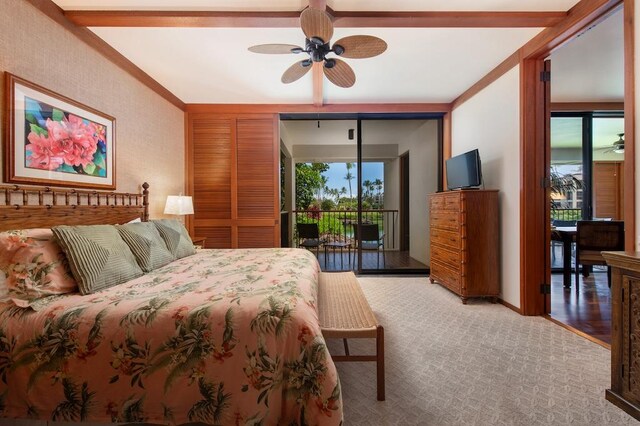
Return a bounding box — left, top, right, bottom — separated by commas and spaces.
320, 162, 384, 193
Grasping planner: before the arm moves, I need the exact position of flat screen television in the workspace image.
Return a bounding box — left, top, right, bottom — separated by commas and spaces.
446, 149, 482, 190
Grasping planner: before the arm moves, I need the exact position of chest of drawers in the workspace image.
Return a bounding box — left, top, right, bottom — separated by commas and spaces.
429, 190, 499, 304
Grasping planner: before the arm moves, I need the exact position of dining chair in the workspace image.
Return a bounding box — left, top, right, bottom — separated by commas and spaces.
352, 223, 385, 269
551, 219, 576, 265
296, 223, 325, 258
575, 220, 624, 288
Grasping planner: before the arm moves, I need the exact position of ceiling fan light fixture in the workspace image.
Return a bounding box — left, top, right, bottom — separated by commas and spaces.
614, 148, 625, 154
249, 6, 386, 92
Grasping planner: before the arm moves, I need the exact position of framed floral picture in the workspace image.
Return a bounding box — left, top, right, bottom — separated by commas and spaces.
4, 73, 116, 189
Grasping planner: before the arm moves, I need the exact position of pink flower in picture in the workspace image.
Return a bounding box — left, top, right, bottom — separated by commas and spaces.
26, 132, 64, 170
45, 114, 98, 168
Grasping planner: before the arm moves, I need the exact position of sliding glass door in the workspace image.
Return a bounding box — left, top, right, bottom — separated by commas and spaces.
281, 113, 442, 274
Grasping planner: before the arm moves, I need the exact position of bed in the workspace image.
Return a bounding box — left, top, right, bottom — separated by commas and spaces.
0, 183, 342, 425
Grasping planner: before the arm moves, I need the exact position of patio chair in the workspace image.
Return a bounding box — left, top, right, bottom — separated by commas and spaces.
575, 220, 624, 288
296, 223, 325, 258
352, 223, 385, 269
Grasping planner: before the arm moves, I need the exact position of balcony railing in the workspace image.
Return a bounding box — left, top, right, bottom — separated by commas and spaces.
292, 209, 399, 250
551, 208, 582, 222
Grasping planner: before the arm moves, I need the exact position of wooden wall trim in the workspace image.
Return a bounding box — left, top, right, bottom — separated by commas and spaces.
25, 0, 185, 110
521, 0, 622, 59
451, 51, 520, 110
185, 112, 194, 236
65, 10, 567, 28
551, 102, 625, 111
185, 103, 452, 114
624, 0, 635, 250
452, 0, 623, 111
515, 0, 635, 316
519, 58, 548, 316
499, 298, 522, 315
442, 111, 452, 189
272, 114, 281, 246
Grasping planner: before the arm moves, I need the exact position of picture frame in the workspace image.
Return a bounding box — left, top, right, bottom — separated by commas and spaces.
4, 73, 116, 190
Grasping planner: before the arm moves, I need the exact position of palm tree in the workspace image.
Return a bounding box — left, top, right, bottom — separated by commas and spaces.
344, 163, 354, 203
374, 178, 383, 207
330, 188, 340, 202
362, 179, 372, 200
317, 176, 328, 201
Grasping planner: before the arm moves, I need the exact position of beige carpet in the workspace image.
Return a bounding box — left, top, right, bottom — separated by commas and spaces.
328, 276, 638, 425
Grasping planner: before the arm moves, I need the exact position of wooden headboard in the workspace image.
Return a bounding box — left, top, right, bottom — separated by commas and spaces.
0, 182, 149, 232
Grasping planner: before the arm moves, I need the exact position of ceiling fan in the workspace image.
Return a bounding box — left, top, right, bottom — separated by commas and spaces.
602, 133, 625, 154
248, 7, 387, 88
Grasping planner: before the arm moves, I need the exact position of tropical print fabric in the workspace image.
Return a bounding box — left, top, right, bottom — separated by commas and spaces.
0, 229, 77, 308
0, 248, 342, 425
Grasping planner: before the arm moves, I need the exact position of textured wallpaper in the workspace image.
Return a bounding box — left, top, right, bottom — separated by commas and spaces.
0, 0, 185, 219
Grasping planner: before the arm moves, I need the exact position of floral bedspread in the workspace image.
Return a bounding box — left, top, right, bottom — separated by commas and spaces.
0, 248, 342, 425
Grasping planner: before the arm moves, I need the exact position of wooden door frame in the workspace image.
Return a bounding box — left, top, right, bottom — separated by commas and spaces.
520, 0, 635, 315
399, 152, 410, 252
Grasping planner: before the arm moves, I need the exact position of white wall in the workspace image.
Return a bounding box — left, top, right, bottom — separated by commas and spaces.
384, 157, 401, 249
452, 66, 521, 308
408, 121, 439, 265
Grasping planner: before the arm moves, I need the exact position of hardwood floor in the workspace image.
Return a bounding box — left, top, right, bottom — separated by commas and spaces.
312, 249, 428, 272
549, 269, 612, 345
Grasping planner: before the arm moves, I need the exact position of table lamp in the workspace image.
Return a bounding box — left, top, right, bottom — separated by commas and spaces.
164, 194, 194, 222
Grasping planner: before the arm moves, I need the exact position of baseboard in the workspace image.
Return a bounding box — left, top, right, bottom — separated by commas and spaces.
544, 315, 611, 349
498, 298, 521, 314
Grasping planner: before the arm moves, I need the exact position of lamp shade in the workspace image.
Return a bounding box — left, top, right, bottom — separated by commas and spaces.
164, 195, 194, 215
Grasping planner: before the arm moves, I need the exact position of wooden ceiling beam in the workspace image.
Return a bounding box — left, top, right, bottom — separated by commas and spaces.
310, 0, 326, 106
330, 11, 567, 28
64, 10, 567, 28
312, 63, 324, 107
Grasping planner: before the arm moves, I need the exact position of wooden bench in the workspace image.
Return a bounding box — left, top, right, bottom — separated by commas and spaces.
318, 271, 385, 401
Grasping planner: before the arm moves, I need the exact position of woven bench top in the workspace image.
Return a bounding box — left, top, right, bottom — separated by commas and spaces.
318, 271, 378, 338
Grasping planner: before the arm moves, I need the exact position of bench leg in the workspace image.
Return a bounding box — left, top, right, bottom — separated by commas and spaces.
376, 325, 385, 401
343, 338, 350, 356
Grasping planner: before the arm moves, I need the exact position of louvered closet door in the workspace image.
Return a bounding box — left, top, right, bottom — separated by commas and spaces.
189, 114, 279, 248
236, 117, 279, 248
191, 116, 233, 248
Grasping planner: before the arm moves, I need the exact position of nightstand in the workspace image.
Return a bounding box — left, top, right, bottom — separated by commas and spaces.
192, 237, 206, 249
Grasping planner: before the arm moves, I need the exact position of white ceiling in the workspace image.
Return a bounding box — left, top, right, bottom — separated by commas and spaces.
89, 26, 542, 103
550, 9, 623, 102
51, 0, 602, 104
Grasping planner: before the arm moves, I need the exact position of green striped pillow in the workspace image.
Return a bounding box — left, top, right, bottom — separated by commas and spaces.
117, 222, 175, 272
52, 225, 144, 295
152, 219, 196, 259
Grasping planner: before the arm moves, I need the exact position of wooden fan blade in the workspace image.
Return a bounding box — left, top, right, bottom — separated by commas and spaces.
324, 59, 355, 88
300, 8, 333, 44
282, 61, 312, 84
248, 44, 302, 54
333, 35, 387, 59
